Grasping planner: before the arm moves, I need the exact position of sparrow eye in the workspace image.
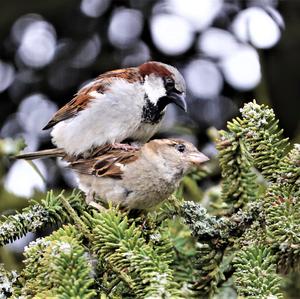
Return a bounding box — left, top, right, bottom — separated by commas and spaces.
165, 77, 175, 89
175, 144, 186, 153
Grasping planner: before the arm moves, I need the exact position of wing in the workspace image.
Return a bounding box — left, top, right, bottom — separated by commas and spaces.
43, 67, 141, 130
69, 144, 140, 179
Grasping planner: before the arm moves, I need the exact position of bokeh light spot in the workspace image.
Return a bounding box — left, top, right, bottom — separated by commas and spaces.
5, 160, 47, 197
185, 59, 223, 98
122, 42, 150, 67
19, 133, 39, 152
17, 93, 57, 136
6, 232, 35, 253
198, 28, 239, 59
151, 14, 193, 55
80, 0, 110, 18
71, 34, 101, 68
11, 14, 43, 44
167, 0, 223, 31
0, 61, 15, 92
108, 8, 143, 49
17, 19, 57, 68
220, 45, 261, 90
232, 7, 283, 49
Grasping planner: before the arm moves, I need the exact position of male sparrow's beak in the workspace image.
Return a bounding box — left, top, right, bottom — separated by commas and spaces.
189, 152, 209, 165
168, 91, 187, 112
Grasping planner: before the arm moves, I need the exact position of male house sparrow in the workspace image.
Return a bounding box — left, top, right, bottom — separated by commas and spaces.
43, 61, 187, 156
15, 139, 209, 210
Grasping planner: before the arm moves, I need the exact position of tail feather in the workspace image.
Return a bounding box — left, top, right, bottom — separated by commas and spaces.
14, 148, 65, 160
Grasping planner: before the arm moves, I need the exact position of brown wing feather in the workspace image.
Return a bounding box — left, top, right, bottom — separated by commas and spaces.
43, 67, 142, 130
70, 144, 139, 179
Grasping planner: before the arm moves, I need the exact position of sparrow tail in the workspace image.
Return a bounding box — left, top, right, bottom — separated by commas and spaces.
14, 148, 65, 160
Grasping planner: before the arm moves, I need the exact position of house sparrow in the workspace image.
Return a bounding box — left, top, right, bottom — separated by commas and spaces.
15, 139, 208, 210
70, 139, 209, 210
43, 61, 187, 156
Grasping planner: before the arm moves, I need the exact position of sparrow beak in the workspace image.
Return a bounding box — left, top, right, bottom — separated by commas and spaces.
189, 152, 209, 165
168, 91, 187, 112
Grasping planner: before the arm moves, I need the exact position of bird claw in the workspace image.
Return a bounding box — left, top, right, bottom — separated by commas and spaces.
86, 190, 107, 211
86, 190, 95, 204
88, 201, 107, 211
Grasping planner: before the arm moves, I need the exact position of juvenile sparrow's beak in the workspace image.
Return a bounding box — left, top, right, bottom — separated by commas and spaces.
189, 152, 209, 165
168, 91, 187, 112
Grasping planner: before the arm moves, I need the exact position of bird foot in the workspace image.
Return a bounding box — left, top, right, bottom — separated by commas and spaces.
88, 201, 107, 211
86, 190, 95, 204
86, 191, 107, 211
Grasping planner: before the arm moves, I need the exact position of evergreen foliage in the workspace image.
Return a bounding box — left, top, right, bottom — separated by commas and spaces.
89, 208, 182, 298
217, 130, 258, 209
0, 264, 18, 298
239, 101, 290, 180
0, 190, 86, 246
0, 101, 299, 298
14, 225, 96, 298
233, 246, 283, 299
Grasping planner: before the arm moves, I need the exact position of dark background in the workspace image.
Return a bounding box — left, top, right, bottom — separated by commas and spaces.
0, 0, 299, 256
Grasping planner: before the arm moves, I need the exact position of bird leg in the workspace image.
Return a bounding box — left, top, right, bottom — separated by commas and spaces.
85, 190, 106, 211
89, 201, 107, 211
85, 190, 95, 204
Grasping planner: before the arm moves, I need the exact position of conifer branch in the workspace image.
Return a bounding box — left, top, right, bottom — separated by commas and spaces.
239, 101, 290, 180
180, 201, 261, 245
233, 246, 283, 299
217, 125, 258, 210
0, 190, 86, 246
217, 101, 290, 210
59, 193, 92, 240
277, 143, 300, 185
14, 225, 96, 298
89, 208, 183, 298
180, 201, 262, 296
0, 264, 18, 298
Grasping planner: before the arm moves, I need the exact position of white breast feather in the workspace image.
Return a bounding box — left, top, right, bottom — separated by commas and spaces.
51, 80, 145, 155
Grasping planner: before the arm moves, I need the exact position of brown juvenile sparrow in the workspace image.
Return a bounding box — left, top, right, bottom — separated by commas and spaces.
15, 139, 208, 210
42, 61, 187, 156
